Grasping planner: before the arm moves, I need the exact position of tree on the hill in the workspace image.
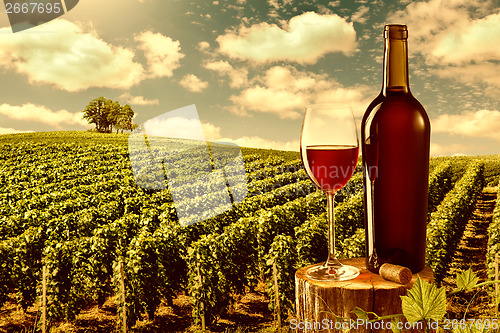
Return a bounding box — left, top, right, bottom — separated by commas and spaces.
114, 104, 138, 134
82, 97, 110, 133
106, 100, 122, 133
82, 97, 136, 133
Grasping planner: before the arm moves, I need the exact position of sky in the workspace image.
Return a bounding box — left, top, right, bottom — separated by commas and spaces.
0, 0, 498, 156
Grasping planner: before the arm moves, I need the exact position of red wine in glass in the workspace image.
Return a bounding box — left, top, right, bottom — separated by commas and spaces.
300, 104, 360, 281
306, 145, 359, 194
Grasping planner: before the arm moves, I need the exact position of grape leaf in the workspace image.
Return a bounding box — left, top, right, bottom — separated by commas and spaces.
400, 276, 446, 323
351, 307, 369, 320
456, 268, 479, 292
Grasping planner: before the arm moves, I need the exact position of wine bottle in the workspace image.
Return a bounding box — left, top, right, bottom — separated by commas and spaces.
361, 25, 430, 273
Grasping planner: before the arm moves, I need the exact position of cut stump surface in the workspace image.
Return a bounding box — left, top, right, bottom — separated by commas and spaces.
295, 258, 434, 332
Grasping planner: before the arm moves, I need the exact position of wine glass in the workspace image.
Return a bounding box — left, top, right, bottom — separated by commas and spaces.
300, 103, 360, 281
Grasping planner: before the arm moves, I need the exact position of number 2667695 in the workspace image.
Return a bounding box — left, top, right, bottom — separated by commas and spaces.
5, 2, 62, 14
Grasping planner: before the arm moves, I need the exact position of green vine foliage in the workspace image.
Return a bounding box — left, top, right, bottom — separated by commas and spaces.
264, 235, 298, 324
426, 161, 484, 282
187, 234, 231, 326
153, 223, 187, 306
87, 224, 118, 306
124, 229, 161, 322
339, 228, 365, 259
427, 161, 453, 217
487, 181, 500, 300
333, 192, 364, 254
13, 226, 44, 312
256, 190, 324, 272
295, 213, 328, 266
187, 215, 259, 326
335, 171, 363, 203
43, 239, 88, 323
0, 239, 14, 308
220, 218, 259, 294
295, 192, 364, 267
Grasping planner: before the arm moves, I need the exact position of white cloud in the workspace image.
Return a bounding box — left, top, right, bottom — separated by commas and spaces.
216, 11, 357, 64
351, 6, 370, 24
197, 41, 211, 51
0, 103, 88, 128
430, 142, 473, 156
0, 19, 145, 92
179, 74, 209, 92
434, 63, 500, 94
118, 93, 159, 105
143, 116, 206, 141
141, 115, 296, 150
201, 122, 222, 141
268, 0, 293, 10
388, 0, 500, 92
142, 115, 217, 141
231, 86, 306, 119
267, 0, 294, 18
135, 31, 185, 78
388, 0, 483, 46
204, 60, 248, 89
0, 127, 33, 135
0, 21, 187, 92
430, 13, 500, 65
229, 66, 372, 119
218, 136, 299, 151
432, 109, 500, 141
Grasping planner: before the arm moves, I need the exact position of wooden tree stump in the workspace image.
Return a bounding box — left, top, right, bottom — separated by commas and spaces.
295, 258, 434, 333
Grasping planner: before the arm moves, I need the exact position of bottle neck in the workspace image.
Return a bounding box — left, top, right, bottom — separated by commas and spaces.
382, 37, 410, 95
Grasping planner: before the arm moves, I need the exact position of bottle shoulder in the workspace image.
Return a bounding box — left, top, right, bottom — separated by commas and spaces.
362, 91, 428, 123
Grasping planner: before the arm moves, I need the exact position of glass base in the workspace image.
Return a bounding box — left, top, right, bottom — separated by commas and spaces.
306, 262, 360, 281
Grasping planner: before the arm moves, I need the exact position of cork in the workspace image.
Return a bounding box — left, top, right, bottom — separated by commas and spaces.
379, 263, 412, 285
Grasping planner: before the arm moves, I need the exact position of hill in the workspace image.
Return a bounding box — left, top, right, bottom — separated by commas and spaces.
0, 131, 499, 332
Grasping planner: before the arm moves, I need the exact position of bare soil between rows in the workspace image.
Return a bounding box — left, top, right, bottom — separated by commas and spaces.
442, 186, 498, 318
0, 286, 279, 333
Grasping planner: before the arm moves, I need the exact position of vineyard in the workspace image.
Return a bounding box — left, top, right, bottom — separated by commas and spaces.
1, 131, 500, 332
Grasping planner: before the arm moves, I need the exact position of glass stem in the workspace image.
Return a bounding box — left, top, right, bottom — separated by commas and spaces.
326, 193, 341, 267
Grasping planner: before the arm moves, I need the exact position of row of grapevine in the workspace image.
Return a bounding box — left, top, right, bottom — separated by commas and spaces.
0, 176, 321, 319
171, 179, 320, 235
264, 192, 365, 321
0, 143, 304, 239
186, 189, 326, 325
426, 160, 484, 282
427, 161, 453, 216
0, 145, 128, 189
0, 226, 44, 312
486, 181, 500, 290
130, 172, 363, 326
0, 139, 324, 327
263, 159, 470, 321
0, 144, 304, 236
114, 181, 324, 327
2, 134, 487, 331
